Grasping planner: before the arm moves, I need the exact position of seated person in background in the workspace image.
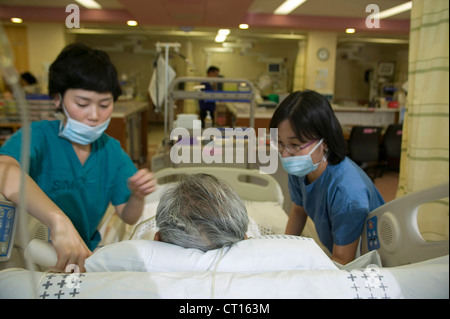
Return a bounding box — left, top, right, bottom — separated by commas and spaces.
154, 173, 248, 251
20, 71, 40, 94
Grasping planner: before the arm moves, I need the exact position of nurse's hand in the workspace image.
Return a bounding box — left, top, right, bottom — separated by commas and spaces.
127, 168, 156, 199
49, 214, 92, 273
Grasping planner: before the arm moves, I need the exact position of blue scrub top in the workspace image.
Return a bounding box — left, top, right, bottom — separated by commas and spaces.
199, 82, 216, 112
0, 120, 137, 250
288, 157, 385, 253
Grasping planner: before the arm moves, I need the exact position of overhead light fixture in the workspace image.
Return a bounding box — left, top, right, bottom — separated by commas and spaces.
274, 0, 307, 15
346, 28, 356, 34
376, 1, 412, 19
127, 20, 138, 27
204, 48, 234, 53
11, 17, 23, 24
215, 29, 230, 43
215, 34, 227, 43
75, 0, 102, 9
218, 29, 230, 36
239, 24, 249, 30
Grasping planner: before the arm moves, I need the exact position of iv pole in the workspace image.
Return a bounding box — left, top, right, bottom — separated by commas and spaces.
155, 42, 181, 147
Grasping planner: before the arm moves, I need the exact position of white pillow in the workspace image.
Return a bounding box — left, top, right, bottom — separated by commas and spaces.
85, 235, 338, 273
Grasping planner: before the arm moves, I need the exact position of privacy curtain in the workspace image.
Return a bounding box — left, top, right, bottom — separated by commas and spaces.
397, 0, 449, 240
292, 40, 307, 91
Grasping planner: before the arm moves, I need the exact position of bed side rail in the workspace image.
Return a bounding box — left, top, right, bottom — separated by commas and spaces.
361, 182, 449, 267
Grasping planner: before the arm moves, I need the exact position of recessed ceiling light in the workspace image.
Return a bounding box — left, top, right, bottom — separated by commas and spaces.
274, 0, 308, 15
239, 24, 249, 30
11, 17, 23, 23
346, 28, 356, 34
127, 20, 138, 27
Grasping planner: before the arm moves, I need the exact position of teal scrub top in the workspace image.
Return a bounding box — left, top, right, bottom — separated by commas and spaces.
0, 120, 137, 250
288, 157, 385, 253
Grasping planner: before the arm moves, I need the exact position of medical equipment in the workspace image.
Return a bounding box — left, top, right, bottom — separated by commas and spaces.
166, 76, 256, 146
0, 195, 17, 262
361, 182, 449, 267
0, 24, 33, 270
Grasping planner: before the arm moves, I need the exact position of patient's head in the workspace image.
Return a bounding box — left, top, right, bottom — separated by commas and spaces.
155, 173, 249, 251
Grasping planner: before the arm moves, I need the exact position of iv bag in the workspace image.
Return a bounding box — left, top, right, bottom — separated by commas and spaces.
148, 55, 176, 111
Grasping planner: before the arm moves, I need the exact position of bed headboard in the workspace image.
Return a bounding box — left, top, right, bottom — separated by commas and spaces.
154, 167, 284, 206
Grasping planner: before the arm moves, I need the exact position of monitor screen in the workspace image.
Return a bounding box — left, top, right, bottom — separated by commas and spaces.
268, 63, 281, 73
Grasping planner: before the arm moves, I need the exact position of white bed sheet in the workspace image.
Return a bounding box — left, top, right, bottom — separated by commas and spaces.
0, 255, 447, 299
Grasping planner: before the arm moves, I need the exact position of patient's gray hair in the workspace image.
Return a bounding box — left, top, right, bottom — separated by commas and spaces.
156, 173, 249, 251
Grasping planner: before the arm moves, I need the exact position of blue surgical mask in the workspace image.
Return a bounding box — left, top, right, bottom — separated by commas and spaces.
280, 139, 326, 177
58, 100, 111, 145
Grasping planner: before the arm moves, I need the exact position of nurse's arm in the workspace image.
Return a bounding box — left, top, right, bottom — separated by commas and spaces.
0, 155, 92, 271
115, 168, 156, 225
331, 239, 359, 265
285, 202, 308, 236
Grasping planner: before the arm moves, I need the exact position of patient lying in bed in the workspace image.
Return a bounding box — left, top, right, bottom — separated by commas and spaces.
153, 173, 249, 251
85, 173, 377, 274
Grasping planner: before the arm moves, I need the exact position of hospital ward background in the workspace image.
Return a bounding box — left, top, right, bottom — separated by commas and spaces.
0, 0, 448, 299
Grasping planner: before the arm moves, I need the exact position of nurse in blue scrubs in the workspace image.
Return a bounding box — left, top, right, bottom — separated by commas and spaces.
270, 90, 385, 265
0, 43, 156, 272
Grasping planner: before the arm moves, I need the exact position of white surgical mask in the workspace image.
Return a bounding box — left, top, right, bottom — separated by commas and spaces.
280, 139, 327, 177
58, 99, 110, 145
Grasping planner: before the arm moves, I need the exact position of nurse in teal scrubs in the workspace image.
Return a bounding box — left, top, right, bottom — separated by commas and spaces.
0, 43, 156, 272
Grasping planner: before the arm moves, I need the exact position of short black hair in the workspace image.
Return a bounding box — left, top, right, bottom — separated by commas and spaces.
270, 90, 347, 165
48, 43, 122, 101
207, 66, 219, 74
20, 72, 37, 85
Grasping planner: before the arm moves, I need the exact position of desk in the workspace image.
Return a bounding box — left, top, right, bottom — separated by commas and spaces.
223, 102, 402, 139
225, 102, 275, 135
333, 105, 402, 139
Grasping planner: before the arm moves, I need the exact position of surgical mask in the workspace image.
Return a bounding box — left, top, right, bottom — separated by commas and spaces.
280, 139, 327, 177
58, 99, 111, 145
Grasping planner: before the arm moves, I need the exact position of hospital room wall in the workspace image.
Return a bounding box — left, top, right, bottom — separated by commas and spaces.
10, 23, 74, 94
17, 28, 300, 108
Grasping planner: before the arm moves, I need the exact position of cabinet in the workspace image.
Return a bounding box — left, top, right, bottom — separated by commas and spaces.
106, 101, 149, 166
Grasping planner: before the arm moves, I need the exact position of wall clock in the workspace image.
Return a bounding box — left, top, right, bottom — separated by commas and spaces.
317, 48, 330, 61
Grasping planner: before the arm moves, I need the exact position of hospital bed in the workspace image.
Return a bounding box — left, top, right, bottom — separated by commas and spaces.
0, 167, 448, 299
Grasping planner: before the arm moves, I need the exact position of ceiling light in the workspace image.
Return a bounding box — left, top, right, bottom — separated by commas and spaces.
127, 20, 138, 27
239, 24, 249, 30
215, 29, 230, 42
215, 34, 227, 43
346, 28, 356, 34
274, 0, 308, 15
11, 17, 23, 24
376, 1, 412, 19
75, 0, 102, 9
218, 29, 230, 36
